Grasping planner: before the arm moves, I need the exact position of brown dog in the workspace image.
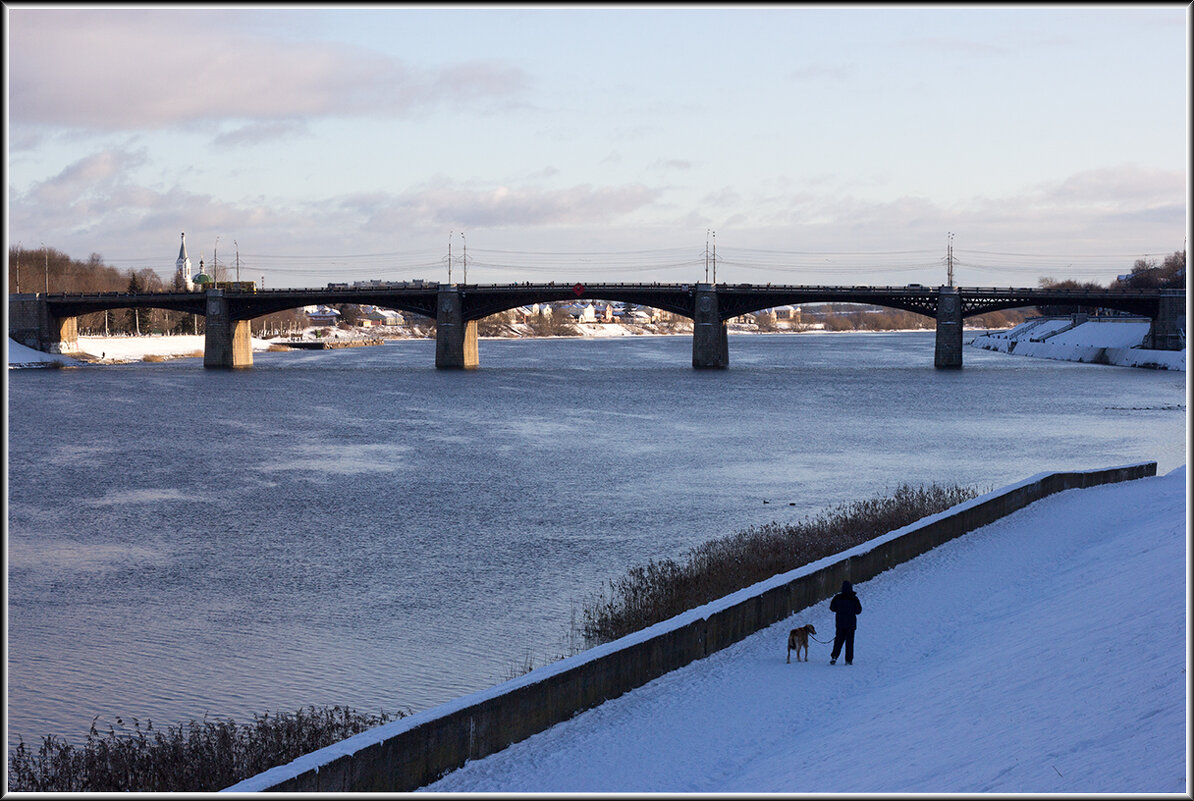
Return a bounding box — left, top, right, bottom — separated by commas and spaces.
787, 624, 816, 663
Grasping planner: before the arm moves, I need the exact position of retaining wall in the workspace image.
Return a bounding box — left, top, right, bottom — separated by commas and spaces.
225, 461, 1158, 793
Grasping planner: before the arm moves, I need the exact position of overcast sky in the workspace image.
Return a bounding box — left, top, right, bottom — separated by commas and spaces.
5, 4, 1188, 288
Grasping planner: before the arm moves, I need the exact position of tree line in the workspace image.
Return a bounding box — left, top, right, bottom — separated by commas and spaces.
6, 246, 309, 336
1036, 250, 1185, 315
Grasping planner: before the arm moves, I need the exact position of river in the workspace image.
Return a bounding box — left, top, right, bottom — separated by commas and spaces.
6, 332, 1186, 747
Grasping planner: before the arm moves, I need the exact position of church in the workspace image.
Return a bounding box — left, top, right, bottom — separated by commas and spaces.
175, 232, 194, 291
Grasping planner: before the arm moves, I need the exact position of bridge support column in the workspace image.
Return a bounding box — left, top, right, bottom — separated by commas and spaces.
8, 293, 80, 354
203, 290, 253, 368
692, 284, 728, 369
1145, 289, 1186, 350
435, 286, 478, 369
934, 287, 963, 369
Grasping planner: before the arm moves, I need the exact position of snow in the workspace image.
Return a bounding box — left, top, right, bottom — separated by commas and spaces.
6, 339, 84, 367
970, 319, 1185, 371
411, 466, 1188, 794
1050, 319, 1154, 348
8, 334, 275, 367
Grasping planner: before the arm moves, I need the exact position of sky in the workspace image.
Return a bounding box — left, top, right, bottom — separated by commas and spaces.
228, 463, 1188, 793
5, 4, 1189, 290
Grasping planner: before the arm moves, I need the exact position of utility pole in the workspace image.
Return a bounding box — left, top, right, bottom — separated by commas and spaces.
461, 232, 467, 285
448, 230, 453, 284
15, 241, 20, 292
235, 240, 240, 282
214, 236, 220, 282
946, 232, 955, 288
711, 231, 717, 285
42, 242, 48, 294
705, 230, 710, 282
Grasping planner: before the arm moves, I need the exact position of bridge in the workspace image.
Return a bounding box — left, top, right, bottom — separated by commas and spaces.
8, 283, 1185, 370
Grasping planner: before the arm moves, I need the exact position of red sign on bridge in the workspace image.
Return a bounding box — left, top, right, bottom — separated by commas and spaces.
572, 283, 585, 297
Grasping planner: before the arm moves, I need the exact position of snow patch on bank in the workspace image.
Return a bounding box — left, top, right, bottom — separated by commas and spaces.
6, 339, 84, 368
8, 335, 275, 368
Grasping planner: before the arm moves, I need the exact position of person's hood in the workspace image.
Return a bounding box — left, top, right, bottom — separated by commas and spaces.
841, 580, 853, 593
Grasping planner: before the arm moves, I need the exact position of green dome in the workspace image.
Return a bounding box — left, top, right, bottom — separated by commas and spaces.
194, 273, 212, 284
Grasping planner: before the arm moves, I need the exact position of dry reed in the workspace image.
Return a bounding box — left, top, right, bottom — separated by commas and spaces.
7, 704, 406, 793
580, 482, 979, 643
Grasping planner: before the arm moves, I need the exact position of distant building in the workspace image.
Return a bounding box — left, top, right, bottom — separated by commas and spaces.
304, 305, 341, 326
176, 232, 194, 291
193, 259, 212, 288
358, 306, 403, 326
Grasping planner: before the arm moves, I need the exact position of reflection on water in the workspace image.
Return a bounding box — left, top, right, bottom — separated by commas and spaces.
6, 332, 1186, 745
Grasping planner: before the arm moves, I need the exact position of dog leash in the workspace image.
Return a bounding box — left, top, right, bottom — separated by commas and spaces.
808, 633, 833, 644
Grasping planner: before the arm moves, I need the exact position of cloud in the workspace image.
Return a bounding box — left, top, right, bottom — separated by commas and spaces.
212, 120, 310, 147
648, 159, 694, 172
8, 9, 530, 131
9, 146, 1182, 287
27, 148, 150, 206
358, 181, 663, 229
700, 187, 743, 207
1034, 165, 1185, 207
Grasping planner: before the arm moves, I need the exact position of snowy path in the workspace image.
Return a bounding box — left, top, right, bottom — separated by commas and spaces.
424, 467, 1187, 793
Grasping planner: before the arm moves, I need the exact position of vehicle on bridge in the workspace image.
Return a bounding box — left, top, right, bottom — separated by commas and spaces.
326, 279, 433, 290
192, 279, 257, 293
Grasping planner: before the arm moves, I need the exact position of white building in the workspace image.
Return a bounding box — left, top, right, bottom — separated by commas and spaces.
176, 232, 194, 291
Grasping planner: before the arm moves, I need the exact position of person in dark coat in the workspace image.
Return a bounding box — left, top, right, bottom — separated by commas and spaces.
829, 580, 862, 665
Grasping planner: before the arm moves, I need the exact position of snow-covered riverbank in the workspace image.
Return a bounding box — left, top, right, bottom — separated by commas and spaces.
7, 334, 278, 368
230, 464, 1187, 793
969, 317, 1185, 371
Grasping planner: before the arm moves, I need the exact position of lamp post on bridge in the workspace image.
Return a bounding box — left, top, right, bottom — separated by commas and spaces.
42, 241, 48, 294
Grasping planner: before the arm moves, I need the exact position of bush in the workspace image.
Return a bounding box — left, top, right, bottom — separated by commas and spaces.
580, 483, 979, 643
7, 705, 407, 793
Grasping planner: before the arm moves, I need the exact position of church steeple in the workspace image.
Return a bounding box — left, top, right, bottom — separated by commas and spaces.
176, 232, 194, 291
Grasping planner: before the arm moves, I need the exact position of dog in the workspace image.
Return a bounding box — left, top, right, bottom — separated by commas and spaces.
786, 624, 816, 663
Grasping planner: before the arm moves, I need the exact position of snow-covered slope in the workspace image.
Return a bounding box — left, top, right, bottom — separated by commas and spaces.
6, 339, 82, 367
422, 466, 1188, 794
970, 318, 1184, 371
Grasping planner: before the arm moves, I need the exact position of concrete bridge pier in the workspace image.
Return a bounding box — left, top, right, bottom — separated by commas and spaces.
435, 286, 479, 369
934, 287, 963, 369
692, 284, 729, 369
203, 290, 253, 368
1145, 289, 1186, 350
8, 293, 79, 355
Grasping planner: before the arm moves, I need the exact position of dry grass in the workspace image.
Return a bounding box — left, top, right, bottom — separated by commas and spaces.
7, 705, 408, 793
579, 482, 980, 644
139, 350, 204, 362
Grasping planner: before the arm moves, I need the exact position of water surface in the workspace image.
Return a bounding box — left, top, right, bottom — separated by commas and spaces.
6, 332, 1186, 746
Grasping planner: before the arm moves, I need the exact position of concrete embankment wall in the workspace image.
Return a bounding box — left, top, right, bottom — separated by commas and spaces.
225, 461, 1158, 793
